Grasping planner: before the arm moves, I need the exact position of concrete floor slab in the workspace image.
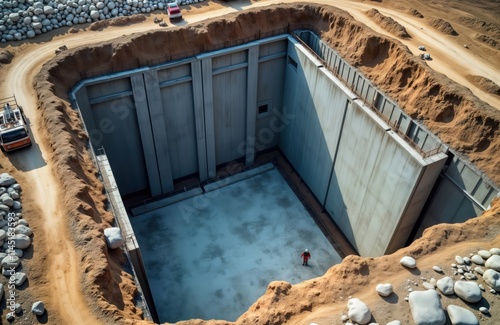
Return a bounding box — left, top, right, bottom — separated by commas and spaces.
130, 165, 342, 323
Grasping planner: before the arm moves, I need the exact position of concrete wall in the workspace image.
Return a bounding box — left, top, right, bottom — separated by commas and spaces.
74, 36, 288, 196
281, 38, 448, 256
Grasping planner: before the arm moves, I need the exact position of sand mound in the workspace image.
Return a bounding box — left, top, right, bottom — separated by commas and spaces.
429, 18, 459, 36
408, 8, 424, 18
31, 2, 500, 324
466, 75, 500, 95
365, 8, 411, 38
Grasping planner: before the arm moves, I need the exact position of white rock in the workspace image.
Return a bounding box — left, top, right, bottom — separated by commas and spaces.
90, 10, 99, 19
0, 174, 16, 187
455, 256, 465, 265
104, 227, 124, 249
0, 229, 5, 241
463, 257, 471, 265
423, 282, 435, 290
478, 250, 491, 259
479, 306, 489, 314
347, 298, 372, 325
12, 201, 22, 210
446, 305, 478, 325
31, 301, 45, 315
482, 269, 500, 291
474, 266, 484, 275
454, 281, 482, 303
464, 272, 477, 280
31, 21, 42, 29
490, 248, 500, 255
436, 276, 454, 295
14, 224, 32, 236
9, 13, 21, 22
432, 265, 442, 273
400, 256, 416, 268
408, 290, 445, 325
1, 255, 20, 268
386, 321, 401, 325
13, 272, 26, 286
485, 255, 500, 271
1, 194, 14, 207
376, 283, 393, 297
43, 5, 54, 14
13, 234, 31, 249
470, 255, 484, 265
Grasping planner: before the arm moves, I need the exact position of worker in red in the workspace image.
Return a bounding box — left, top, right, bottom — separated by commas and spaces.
301, 249, 311, 266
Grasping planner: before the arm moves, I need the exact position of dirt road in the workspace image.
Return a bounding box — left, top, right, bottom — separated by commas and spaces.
0, 0, 498, 324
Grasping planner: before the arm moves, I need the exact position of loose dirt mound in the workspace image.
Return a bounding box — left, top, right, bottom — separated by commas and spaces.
458, 16, 500, 38
475, 34, 500, 49
365, 8, 411, 38
31, 2, 500, 325
466, 74, 500, 95
408, 8, 424, 18
429, 18, 459, 35
89, 15, 147, 31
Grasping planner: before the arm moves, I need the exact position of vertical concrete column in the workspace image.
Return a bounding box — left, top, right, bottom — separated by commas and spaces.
143, 70, 174, 194
131, 74, 162, 196
201, 58, 217, 178
245, 45, 259, 166
191, 60, 209, 181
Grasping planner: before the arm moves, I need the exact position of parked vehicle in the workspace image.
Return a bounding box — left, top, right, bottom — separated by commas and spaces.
0, 95, 32, 152
167, 2, 183, 21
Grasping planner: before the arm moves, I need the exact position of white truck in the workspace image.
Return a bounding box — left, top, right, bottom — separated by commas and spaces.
0, 95, 32, 152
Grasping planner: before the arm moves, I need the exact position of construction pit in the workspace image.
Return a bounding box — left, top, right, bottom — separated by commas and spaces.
1, 1, 500, 324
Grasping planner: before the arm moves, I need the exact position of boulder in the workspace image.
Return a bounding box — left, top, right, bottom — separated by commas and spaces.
485, 255, 500, 271
470, 255, 484, 265
1, 194, 14, 207
1, 255, 20, 268
482, 269, 500, 291
446, 305, 478, 325
436, 276, 454, 295
347, 298, 371, 324
408, 290, 445, 325
478, 250, 491, 259
13, 272, 26, 286
455, 256, 465, 265
13, 234, 31, 249
400, 256, 416, 268
376, 283, 393, 297
14, 224, 32, 236
104, 227, 124, 249
31, 301, 45, 316
454, 281, 482, 303
0, 174, 16, 187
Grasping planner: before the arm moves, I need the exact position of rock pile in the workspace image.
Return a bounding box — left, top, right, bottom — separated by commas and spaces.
341, 249, 500, 324
0, 173, 42, 319
0, 0, 205, 42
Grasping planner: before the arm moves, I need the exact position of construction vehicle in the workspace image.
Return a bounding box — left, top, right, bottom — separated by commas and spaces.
0, 95, 32, 152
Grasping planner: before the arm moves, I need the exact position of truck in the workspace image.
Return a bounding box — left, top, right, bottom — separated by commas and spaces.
167, 2, 183, 21
0, 95, 32, 152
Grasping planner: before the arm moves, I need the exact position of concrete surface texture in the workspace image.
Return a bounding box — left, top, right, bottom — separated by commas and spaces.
130, 166, 342, 322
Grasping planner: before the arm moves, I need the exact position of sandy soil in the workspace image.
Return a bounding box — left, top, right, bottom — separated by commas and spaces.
0, 0, 499, 324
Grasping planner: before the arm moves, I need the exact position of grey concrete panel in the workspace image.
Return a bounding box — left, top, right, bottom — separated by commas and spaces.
212, 68, 247, 164
157, 63, 191, 83
144, 70, 174, 193
201, 58, 217, 178
87, 77, 132, 100
191, 60, 208, 181
91, 96, 148, 195
212, 50, 247, 70
160, 81, 198, 179
258, 39, 287, 58
132, 74, 162, 196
